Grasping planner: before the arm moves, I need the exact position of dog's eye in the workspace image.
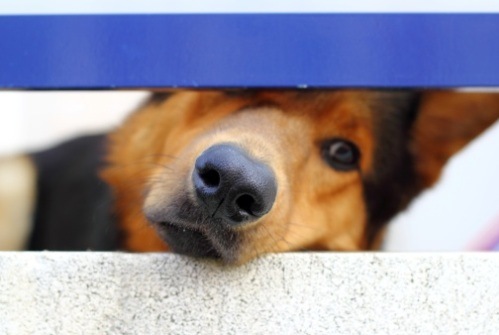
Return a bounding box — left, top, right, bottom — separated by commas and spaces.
321, 139, 360, 171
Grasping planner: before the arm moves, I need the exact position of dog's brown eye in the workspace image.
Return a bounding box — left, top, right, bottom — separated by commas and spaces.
321, 139, 360, 171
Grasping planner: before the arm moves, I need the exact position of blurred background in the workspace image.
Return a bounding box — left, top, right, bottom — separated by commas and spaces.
0, 90, 498, 251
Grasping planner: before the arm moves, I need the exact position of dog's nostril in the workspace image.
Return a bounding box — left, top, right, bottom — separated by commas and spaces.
235, 194, 256, 215
199, 168, 220, 188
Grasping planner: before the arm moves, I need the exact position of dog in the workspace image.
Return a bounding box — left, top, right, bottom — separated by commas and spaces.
0, 90, 498, 264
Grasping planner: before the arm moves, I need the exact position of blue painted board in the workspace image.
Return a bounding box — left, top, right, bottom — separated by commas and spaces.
1, 14, 499, 88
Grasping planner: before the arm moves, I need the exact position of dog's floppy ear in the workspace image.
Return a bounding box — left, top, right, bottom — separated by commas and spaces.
411, 91, 499, 188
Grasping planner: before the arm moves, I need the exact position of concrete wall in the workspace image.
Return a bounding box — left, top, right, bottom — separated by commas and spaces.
0, 252, 497, 334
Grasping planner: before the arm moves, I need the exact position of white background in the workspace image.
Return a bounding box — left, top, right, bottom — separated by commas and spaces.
0, 91, 498, 251
2, 0, 499, 14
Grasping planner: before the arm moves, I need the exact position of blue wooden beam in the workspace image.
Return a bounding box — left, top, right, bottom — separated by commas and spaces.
1, 14, 499, 88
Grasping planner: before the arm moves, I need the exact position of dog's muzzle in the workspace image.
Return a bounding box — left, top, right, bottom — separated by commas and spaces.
148, 143, 278, 262
192, 144, 277, 226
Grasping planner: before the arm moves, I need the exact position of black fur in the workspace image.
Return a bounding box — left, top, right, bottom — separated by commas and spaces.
28, 134, 119, 250
362, 92, 422, 247
147, 92, 172, 105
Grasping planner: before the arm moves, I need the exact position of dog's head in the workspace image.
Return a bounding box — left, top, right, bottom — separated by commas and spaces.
102, 90, 499, 264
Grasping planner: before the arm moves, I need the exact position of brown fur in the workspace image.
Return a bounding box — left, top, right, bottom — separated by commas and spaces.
101, 90, 499, 264
412, 92, 499, 188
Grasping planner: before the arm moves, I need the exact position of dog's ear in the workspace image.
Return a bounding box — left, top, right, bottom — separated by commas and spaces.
411, 91, 499, 188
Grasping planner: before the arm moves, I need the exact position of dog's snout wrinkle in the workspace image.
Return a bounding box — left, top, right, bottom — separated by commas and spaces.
210, 196, 226, 218
192, 143, 277, 227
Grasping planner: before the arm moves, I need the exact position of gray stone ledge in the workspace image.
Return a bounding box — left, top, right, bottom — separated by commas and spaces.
0, 252, 498, 334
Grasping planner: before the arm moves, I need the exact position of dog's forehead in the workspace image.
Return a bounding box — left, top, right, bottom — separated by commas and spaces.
224, 90, 416, 115
248, 90, 419, 131
218, 90, 419, 154
234, 90, 367, 106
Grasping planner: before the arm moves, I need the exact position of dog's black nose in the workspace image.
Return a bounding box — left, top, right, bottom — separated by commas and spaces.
192, 144, 277, 226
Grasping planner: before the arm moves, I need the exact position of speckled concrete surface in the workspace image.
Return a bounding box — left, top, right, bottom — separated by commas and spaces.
0, 252, 497, 334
